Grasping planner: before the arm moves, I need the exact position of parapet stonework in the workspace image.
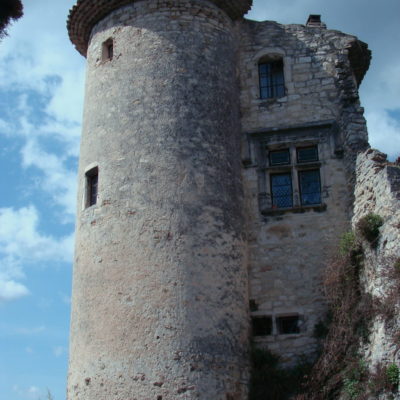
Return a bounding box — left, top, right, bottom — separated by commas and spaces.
66, 0, 373, 398
67, 0, 252, 56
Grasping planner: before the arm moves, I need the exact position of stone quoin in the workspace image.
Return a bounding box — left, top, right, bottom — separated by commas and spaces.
66, 0, 375, 399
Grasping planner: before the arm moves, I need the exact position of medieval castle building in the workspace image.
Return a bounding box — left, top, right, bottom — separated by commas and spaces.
66, 0, 400, 399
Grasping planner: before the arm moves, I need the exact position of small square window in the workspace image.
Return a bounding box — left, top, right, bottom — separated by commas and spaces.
252, 316, 273, 336
270, 173, 293, 208
269, 149, 290, 166
297, 146, 318, 163
102, 38, 113, 61
86, 167, 98, 207
276, 315, 300, 334
298, 169, 321, 205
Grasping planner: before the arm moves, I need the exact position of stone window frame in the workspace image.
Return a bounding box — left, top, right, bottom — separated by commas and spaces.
267, 145, 322, 209
258, 58, 285, 99
252, 48, 293, 101
101, 37, 114, 62
261, 142, 324, 214
243, 121, 342, 216
251, 313, 303, 337
83, 164, 99, 209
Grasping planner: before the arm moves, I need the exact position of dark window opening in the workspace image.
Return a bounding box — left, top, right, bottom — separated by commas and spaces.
299, 169, 321, 205
277, 316, 300, 334
271, 173, 293, 208
297, 146, 319, 163
107, 43, 113, 60
252, 316, 272, 336
269, 149, 290, 166
259, 59, 285, 99
102, 38, 113, 61
86, 167, 98, 207
249, 299, 259, 312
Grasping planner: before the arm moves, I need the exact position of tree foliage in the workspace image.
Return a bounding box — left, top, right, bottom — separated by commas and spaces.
0, 0, 23, 37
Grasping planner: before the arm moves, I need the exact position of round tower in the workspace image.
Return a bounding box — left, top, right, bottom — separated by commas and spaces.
67, 1, 252, 399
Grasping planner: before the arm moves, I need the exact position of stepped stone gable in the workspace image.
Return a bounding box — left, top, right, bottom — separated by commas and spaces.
66, 0, 380, 398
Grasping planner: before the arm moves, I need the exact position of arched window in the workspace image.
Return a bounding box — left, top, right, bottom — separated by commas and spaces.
258, 56, 285, 99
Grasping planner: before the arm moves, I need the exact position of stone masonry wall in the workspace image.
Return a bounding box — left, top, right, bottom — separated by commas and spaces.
67, 2, 250, 399
237, 19, 369, 364
352, 149, 400, 374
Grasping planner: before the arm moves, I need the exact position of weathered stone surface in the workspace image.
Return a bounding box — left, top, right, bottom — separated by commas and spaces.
238, 19, 369, 364
352, 150, 400, 378
67, 0, 253, 56
68, 2, 249, 399
67, 0, 374, 397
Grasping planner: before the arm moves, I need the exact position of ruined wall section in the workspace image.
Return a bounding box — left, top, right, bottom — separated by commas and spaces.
237, 19, 370, 363
352, 149, 400, 370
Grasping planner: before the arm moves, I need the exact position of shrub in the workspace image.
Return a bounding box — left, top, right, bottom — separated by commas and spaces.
343, 378, 360, 399
339, 231, 357, 256
313, 320, 329, 339
386, 364, 399, 387
394, 258, 400, 274
356, 213, 383, 247
342, 360, 368, 399
250, 346, 312, 400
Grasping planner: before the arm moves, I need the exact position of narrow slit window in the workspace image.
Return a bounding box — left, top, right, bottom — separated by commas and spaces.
252, 316, 273, 336
102, 38, 113, 61
276, 315, 300, 334
86, 167, 98, 207
259, 59, 285, 99
270, 173, 293, 208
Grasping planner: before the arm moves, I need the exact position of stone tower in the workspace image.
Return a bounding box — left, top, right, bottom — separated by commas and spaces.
67, 0, 252, 399
67, 0, 372, 398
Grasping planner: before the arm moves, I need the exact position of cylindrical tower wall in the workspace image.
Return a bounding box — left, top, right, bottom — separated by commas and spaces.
68, 1, 249, 399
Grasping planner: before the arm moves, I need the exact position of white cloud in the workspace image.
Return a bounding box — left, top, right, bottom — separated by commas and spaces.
0, 1, 85, 124
53, 345, 66, 358
0, 1, 83, 222
21, 140, 78, 217
0, 206, 74, 262
15, 326, 46, 335
59, 292, 71, 305
366, 110, 400, 160
28, 386, 40, 395
13, 384, 42, 399
0, 279, 29, 302
0, 206, 74, 303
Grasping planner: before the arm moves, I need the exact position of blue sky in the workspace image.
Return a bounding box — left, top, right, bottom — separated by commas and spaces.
0, 0, 399, 399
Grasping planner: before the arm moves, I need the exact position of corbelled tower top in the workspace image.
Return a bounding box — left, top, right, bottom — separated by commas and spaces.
67, 0, 253, 56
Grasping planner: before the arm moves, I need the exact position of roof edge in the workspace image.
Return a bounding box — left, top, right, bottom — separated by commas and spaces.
67, 0, 252, 57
